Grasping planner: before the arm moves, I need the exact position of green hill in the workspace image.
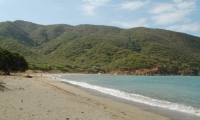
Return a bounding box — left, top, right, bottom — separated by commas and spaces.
0, 20, 200, 75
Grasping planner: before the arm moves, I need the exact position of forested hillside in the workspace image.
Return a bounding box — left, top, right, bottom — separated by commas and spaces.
0, 20, 200, 75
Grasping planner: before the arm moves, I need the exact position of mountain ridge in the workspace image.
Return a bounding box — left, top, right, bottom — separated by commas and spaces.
0, 20, 200, 75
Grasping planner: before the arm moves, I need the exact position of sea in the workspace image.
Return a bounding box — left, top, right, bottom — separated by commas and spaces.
49, 74, 200, 118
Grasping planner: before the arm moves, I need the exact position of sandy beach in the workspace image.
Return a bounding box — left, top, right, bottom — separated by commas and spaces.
0, 73, 169, 120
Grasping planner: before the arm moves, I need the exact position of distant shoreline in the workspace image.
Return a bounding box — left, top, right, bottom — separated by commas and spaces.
35, 71, 200, 76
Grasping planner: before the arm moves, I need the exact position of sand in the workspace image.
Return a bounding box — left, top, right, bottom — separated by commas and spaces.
0, 73, 169, 120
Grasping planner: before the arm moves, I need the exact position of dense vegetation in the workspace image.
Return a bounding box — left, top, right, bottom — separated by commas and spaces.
0, 47, 28, 75
0, 20, 200, 75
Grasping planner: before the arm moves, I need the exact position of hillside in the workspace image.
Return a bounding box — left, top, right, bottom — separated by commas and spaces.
0, 20, 200, 75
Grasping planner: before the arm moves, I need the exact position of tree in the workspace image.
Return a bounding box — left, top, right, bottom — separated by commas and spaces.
0, 47, 28, 75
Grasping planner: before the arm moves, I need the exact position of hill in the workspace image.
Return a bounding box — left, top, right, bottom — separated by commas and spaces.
0, 20, 200, 75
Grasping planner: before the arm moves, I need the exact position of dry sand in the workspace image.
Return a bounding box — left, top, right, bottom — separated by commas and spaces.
0, 74, 169, 120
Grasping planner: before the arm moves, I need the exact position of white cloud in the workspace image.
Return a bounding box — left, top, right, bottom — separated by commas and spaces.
152, 10, 190, 25
167, 23, 200, 32
150, 3, 175, 14
81, 4, 96, 15
80, 0, 109, 15
150, 0, 196, 25
177, 0, 196, 10
119, 1, 149, 11
112, 18, 148, 28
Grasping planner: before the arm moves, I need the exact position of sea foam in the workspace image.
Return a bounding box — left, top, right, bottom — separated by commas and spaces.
50, 75, 200, 116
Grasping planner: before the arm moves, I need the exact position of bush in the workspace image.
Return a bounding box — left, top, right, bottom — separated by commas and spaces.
0, 47, 28, 75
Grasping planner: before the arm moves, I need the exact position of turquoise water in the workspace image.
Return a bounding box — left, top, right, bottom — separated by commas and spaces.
50, 74, 200, 116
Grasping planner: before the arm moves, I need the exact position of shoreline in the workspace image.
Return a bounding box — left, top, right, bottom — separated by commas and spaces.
0, 73, 169, 120
0, 73, 197, 120
50, 73, 200, 120
43, 74, 171, 120
84, 87, 200, 120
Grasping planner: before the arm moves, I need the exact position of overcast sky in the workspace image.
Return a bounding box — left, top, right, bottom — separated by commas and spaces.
0, 0, 200, 37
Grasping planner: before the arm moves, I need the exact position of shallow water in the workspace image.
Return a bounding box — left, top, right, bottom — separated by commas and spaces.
50, 74, 200, 116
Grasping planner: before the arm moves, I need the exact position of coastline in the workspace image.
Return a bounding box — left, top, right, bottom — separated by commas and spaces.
53, 74, 200, 120
0, 73, 170, 120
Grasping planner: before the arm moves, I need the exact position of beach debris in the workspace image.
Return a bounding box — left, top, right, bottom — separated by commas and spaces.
21, 99, 23, 102
0, 81, 7, 91
19, 87, 25, 90
66, 118, 69, 120
25, 75, 33, 78
20, 108, 23, 110
122, 111, 126, 115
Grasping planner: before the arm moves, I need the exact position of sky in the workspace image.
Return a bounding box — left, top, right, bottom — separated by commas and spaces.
0, 0, 200, 37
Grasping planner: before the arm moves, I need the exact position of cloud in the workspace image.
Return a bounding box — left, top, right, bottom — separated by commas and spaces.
151, 10, 191, 25
150, 3, 175, 14
167, 23, 200, 32
119, 1, 149, 11
80, 0, 109, 15
112, 18, 148, 28
150, 0, 196, 25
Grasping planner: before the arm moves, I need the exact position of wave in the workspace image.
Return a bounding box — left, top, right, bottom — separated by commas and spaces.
50, 75, 200, 116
